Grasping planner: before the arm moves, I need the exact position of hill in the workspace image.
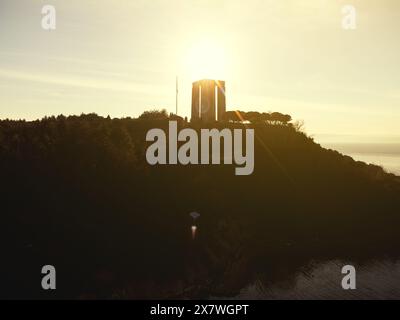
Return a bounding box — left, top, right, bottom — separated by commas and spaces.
1, 114, 399, 299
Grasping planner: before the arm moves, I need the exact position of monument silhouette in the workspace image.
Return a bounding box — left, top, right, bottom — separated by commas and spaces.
191, 79, 226, 122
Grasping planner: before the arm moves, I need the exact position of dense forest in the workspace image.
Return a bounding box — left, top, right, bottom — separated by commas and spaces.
1, 113, 399, 299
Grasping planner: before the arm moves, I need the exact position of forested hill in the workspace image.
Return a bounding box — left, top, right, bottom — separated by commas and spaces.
1, 114, 399, 299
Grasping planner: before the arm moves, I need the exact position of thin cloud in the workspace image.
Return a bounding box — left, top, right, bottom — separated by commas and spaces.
0, 68, 169, 96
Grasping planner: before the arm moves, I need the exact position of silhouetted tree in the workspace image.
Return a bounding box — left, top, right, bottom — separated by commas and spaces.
221, 111, 242, 122
222, 110, 292, 125
169, 113, 184, 122
138, 109, 168, 120
245, 111, 261, 123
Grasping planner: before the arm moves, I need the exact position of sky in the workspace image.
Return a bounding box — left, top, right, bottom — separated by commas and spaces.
0, 0, 399, 142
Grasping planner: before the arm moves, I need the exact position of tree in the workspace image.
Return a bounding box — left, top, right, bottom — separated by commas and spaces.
292, 120, 305, 132
138, 109, 168, 120
221, 111, 242, 122
245, 111, 261, 123
169, 113, 184, 122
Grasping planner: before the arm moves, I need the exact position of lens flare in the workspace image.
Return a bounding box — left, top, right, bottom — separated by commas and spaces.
191, 226, 197, 239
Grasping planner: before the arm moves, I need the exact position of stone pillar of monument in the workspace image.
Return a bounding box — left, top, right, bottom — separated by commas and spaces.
191, 82, 200, 121
191, 79, 225, 122
216, 80, 226, 121
200, 80, 216, 122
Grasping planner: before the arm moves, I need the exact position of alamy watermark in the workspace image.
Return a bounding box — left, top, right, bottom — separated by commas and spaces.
41, 5, 56, 30
342, 5, 357, 30
145, 121, 255, 176
41, 265, 56, 290
341, 265, 356, 290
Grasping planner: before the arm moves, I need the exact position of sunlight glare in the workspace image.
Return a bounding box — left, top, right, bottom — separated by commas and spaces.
183, 39, 228, 81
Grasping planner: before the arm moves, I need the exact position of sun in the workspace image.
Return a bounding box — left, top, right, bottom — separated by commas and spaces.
183, 39, 228, 81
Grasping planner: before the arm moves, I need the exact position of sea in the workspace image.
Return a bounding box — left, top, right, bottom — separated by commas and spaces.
216, 260, 400, 300
318, 140, 400, 176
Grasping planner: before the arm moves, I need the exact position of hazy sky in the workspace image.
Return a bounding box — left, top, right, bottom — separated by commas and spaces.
1, 0, 399, 141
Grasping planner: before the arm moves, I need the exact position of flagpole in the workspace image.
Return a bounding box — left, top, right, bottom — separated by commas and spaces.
176, 76, 178, 115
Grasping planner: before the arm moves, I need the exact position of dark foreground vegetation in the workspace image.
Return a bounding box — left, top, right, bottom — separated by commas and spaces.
1, 113, 399, 299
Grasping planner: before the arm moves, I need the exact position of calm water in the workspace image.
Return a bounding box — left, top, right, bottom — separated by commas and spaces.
323, 143, 400, 176
216, 260, 400, 300
211, 142, 400, 300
